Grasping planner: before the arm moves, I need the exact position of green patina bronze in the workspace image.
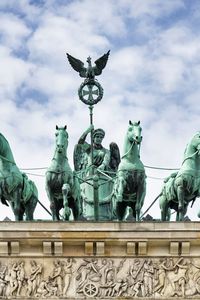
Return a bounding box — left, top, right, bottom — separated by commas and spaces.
0, 133, 38, 220
67, 51, 148, 222
67, 51, 110, 106
112, 121, 146, 221
159, 132, 200, 221
45, 126, 82, 221
74, 125, 120, 220
67, 50, 116, 221
66, 51, 110, 80
3, 49, 200, 223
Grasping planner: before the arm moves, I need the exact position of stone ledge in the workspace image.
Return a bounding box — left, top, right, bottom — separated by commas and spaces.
0, 221, 199, 232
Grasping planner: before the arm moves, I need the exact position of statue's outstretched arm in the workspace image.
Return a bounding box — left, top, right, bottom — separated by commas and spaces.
78, 125, 94, 144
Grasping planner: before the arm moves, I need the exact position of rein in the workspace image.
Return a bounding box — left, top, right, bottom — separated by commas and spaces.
121, 140, 141, 159
0, 154, 15, 165
121, 141, 134, 159
181, 149, 199, 165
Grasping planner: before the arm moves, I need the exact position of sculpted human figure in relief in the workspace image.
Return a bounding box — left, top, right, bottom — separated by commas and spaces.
63, 258, 75, 296
27, 260, 42, 297
16, 261, 25, 297
0, 257, 198, 298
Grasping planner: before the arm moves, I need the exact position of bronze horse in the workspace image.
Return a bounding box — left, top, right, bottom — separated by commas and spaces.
112, 121, 146, 221
0, 133, 38, 220
160, 132, 200, 221
46, 126, 82, 220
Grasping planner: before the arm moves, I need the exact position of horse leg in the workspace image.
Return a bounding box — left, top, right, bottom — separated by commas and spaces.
177, 185, 185, 221
45, 174, 60, 221
135, 191, 144, 221
115, 173, 126, 202
46, 188, 59, 221
11, 189, 23, 221
159, 194, 169, 221
62, 184, 71, 221
176, 211, 179, 221
116, 202, 127, 221
70, 197, 79, 221
25, 196, 38, 220
166, 207, 171, 221
131, 204, 136, 220
135, 180, 146, 221
19, 205, 25, 221
71, 177, 82, 220
175, 176, 185, 221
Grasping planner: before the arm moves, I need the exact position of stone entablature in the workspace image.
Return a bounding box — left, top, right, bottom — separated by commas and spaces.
0, 221, 199, 299
0, 221, 199, 257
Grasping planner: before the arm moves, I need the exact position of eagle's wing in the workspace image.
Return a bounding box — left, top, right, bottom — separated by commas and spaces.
66, 53, 87, 78
94, 50, 110, 76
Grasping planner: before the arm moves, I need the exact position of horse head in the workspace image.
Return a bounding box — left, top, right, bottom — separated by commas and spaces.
127, 120, 143, 145
0, 133, 15, 164
55, 125, 68, 154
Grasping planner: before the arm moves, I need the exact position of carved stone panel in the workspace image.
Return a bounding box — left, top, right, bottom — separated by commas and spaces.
0, 257, 199, 298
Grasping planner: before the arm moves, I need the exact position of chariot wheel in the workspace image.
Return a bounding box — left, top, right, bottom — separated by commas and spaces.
83, 282, 98, 297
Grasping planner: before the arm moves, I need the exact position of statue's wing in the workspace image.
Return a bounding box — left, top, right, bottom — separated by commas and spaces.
94, 50, 110, 76
73, 144, 86, 171
109, 142, 121, 172
66, 53, 87, 78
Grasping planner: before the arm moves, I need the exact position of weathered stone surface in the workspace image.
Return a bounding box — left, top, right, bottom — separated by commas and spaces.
0, 221, 199, 299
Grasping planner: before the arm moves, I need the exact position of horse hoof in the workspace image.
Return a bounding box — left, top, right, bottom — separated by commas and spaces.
63, 208, 71, 220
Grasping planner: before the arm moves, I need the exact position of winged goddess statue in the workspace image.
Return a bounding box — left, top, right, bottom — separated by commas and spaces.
66, 50, 110, 80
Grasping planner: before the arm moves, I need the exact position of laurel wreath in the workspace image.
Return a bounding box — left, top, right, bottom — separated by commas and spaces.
78, 80, 104, 105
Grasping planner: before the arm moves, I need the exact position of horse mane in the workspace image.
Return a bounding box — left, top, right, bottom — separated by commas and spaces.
0, 133, 15, 162
0, 133, 10, 146
183, 132, 200, 157
183, 143, 188, 157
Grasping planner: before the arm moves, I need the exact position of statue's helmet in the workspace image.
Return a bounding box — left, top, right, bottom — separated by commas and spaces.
93, 128, 105, 138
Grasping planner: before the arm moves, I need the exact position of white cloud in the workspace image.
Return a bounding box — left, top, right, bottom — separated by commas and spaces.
149, 56, 185, 93
27, 12, 110, 69
0, 46, 33, 98
0, 12, 31, 50
128, 0, 185, 18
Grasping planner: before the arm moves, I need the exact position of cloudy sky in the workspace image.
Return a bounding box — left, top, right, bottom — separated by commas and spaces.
0, 0, 200, 221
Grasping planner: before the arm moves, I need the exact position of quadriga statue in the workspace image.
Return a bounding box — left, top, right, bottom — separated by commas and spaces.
74, 125, 120, 220
159, 132, 200, 221
45, 126, 82, 221
0, 133, 38, 220
112, 121, 146, 221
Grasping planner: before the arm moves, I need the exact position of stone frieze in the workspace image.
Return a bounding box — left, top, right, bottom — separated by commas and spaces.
0, 257, 199, 298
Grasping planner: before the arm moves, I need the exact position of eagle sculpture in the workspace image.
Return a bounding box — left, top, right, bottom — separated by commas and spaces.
66, 50, 110, 79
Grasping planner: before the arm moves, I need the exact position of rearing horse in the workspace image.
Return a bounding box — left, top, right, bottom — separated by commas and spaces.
45, 126, 82, 220
112, 121, 146, 221
0, 133, 38, 220
160, 132, 200, 221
